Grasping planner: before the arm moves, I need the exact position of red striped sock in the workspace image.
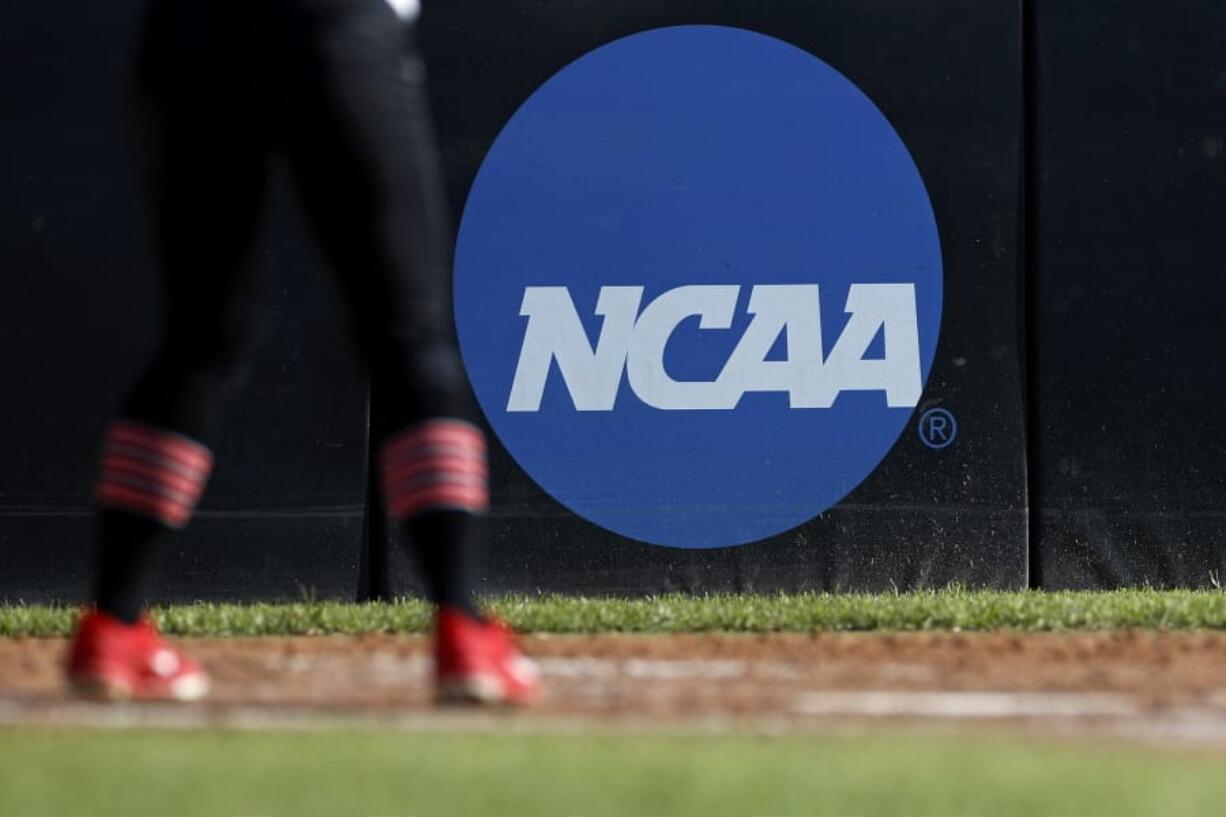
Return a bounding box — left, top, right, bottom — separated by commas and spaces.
380, 419, 488, 521
95, 420, 213, 529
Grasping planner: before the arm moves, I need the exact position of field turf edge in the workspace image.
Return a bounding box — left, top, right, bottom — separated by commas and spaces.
3, 588, 1226, 637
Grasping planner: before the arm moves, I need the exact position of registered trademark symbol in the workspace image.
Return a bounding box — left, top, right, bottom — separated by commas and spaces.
918, 407, 957, 450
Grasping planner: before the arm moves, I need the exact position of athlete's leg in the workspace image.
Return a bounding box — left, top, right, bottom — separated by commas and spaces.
280, 3, 483, 616
93, 0, 270, 624
70, 0, 270, 701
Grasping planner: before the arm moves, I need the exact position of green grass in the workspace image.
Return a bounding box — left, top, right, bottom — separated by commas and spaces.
5, 588, 1226, 637
2, 729, 1225, 817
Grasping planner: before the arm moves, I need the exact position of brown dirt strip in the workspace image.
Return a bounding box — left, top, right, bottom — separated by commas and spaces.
4, 632, 1226, 742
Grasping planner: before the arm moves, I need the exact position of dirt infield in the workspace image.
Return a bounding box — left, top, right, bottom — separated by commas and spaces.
5, 632, 1226, 742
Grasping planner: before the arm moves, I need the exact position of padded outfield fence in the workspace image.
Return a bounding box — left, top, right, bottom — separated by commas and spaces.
1, 1, 1224, 602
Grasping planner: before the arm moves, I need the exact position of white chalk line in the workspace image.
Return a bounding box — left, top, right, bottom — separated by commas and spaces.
8, 695, 1226, 748
792, 691, 1140, 719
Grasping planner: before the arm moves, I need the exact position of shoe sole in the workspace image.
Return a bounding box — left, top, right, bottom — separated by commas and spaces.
437, 674, 527, 706
69, 675, 133, 702
68, 673, 210, 703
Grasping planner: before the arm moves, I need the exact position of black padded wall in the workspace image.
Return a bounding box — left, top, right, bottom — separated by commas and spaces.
1031, 0, 1226, 587
0, 2, 369, 602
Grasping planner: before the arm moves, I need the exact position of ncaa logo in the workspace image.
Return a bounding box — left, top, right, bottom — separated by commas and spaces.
454, 26, 943, 548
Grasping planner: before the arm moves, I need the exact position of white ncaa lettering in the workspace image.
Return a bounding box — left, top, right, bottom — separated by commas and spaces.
508, 286, 643, 412
626, 285, 740, 409
818, 283, 922, 408
507, 283, 922, 412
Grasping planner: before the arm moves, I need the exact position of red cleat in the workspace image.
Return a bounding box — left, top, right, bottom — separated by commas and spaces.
66, 610, 209, 702
435, 607, 540, 705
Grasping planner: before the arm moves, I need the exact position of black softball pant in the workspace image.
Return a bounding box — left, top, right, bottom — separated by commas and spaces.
91, 0, 485, 620
124, 0, 474, 440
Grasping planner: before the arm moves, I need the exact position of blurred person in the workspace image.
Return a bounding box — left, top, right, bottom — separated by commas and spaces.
65, 0, 538, 705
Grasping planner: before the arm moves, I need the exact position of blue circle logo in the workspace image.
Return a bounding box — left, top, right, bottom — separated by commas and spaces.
454, 25, 943, 548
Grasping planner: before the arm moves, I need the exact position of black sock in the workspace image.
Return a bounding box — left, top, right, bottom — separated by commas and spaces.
93, 510, 171, 625
402, 510, 481, 618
